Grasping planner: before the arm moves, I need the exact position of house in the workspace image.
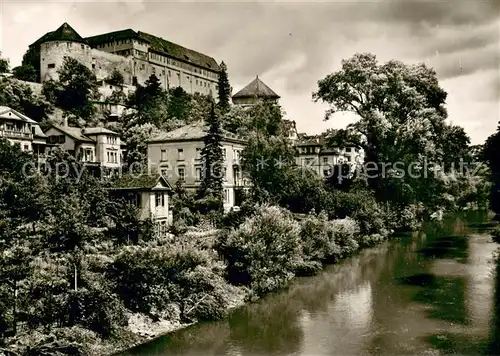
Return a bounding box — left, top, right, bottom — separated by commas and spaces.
0, 106, 50, 157
147, 121, 249, 211
294, 134, 364, 178
108, 173, 173, 234
232, 75, 280, 107
44, 124, 122, 169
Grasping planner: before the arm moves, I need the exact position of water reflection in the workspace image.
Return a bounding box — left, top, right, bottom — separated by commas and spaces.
121, 213, 500, 356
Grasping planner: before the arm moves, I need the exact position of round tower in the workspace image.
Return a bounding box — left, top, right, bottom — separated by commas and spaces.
39, 22, 92, 82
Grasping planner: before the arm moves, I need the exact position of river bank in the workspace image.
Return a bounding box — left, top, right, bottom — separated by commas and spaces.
118, 212, 500, 356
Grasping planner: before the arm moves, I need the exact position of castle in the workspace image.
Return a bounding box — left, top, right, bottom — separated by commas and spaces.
24, 23, 221, 99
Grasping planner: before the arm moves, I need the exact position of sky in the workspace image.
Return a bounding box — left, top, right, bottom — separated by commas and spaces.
0, 0, 498, 144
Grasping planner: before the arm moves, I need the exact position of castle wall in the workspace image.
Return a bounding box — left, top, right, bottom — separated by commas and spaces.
40, 41, 92, 82
91, 49, 134, 85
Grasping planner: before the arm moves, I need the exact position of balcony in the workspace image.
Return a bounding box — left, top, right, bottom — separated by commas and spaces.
0, 130, 33, 140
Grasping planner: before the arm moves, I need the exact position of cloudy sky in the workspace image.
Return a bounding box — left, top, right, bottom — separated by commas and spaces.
1, 0, 498, 144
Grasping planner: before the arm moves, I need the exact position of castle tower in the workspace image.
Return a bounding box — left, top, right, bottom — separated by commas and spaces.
231, 75, 280, 107
39, 22, 92, 82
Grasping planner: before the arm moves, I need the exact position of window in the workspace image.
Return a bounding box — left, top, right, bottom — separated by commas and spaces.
195, 148, 201, 160
23, 145, 29, 151
48, 63, 55, 69
155, 192, 165, 207
107, 152, 110, 162
58, 135, 65, 144
81, 44, 85, 49
161, 149, 167, 161
177, 149, 184, 160
178, 168, 185, 181
127, 192, 140, 208
224, 189, 230, 203
196, 167, 202, 181
92, 63, 96, 69
223, 167, 227, 180
323, 157, 328, 164
346, 147, 352, 152
347, 156, 352, 162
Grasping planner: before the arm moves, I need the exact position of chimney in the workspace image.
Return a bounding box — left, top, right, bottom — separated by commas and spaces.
63, 116, 68, 127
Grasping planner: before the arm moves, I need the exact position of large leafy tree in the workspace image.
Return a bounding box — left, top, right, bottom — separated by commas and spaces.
126, 74, 168, 127
198, 103, 224, 205
482, 122, 500, 215
217, 61, 231, 114
313, 53, 463, 209
12, 64, 38, 82
0, 77, 53, 122
42, 56, 100, 126
0, 52, 9, 73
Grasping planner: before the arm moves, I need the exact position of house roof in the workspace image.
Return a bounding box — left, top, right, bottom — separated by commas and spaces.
83, 127, 118, 136
85, 29, 220, 72
31, 22, 88, 47
232, 76, 280, 99
32, 124, 47, 138
48, 125, 118, 142
148, 121, 246, 143
110, 173, 172, 190
0, 106, 37, 124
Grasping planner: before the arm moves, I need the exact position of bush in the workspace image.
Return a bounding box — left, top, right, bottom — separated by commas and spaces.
216, 205, 302, 296
491, 226, 500, 243
8, 326, 99, 356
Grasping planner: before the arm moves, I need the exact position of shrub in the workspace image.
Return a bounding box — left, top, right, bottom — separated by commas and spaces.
217, 205, 302, 296
491, 226, 500, 243
330, 217, 360, 257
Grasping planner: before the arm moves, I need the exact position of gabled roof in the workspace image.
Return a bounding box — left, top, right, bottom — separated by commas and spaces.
31, 22, 88, 47
148, 121, 246, 143
84, 29, 220, 72
83, 127, 118, 136
32, 124, 47, 138
110, 173, 173, 191
49, 125, 95, 143
232, 76, 280, 99
48, 125, 118, 142
0, 106, 37, 124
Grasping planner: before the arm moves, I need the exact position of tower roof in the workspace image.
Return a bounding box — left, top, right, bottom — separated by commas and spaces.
232, 76, 280, 99
31, 22, 88, 47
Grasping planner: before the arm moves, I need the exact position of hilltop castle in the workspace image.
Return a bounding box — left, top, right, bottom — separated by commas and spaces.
23, 22, 221, 99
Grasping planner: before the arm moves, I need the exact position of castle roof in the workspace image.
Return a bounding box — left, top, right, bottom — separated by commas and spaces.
232, 76, 280, 99
148, 121, 246, 143
85, 29, 220, 72
31, 22, 88, 47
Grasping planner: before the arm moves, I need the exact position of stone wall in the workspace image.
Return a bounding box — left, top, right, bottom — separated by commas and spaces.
91, 49, 134, 85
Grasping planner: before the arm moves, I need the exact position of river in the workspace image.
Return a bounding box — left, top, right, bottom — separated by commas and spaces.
121, 212, 500, 356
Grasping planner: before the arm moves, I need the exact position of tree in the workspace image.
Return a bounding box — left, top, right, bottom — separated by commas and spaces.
217, 61, 231, 113
0, 52, 9, 73
313, 53, 455, 209
198, 104, 224, 207
0, 77, 53, 122
482, 122, 500, 215
12, 64, 38, 82
21, 46, 41, 82
43, 56, 100, 126
106, 69, 124, 87
166, 86, 191, 123
126, 74, 168, 127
